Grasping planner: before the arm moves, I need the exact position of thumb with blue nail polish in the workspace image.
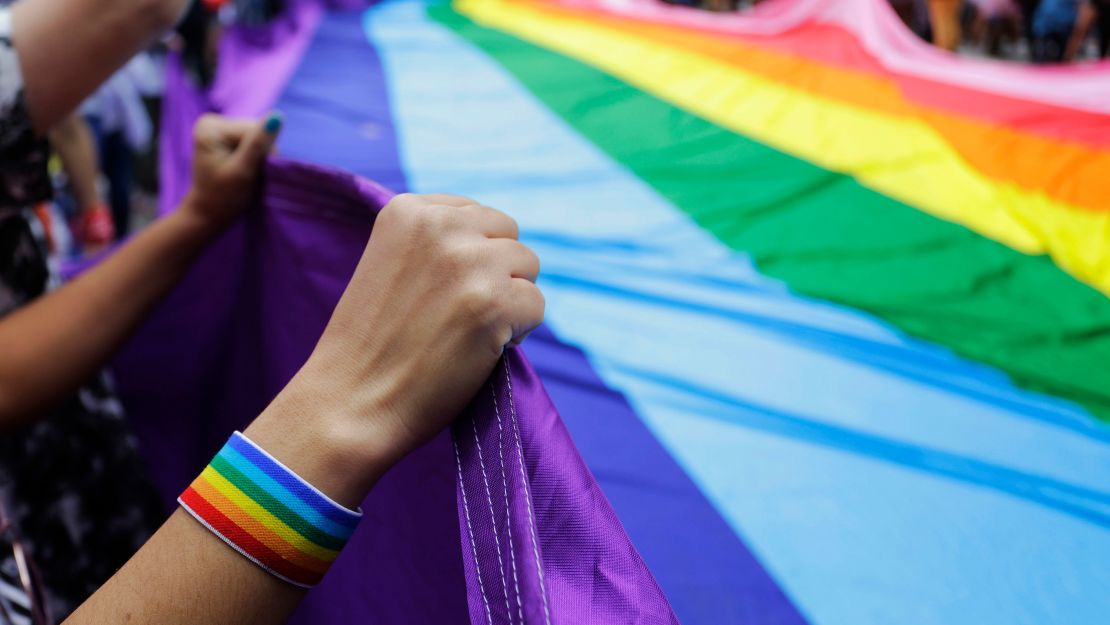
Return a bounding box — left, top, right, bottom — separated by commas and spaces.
264, 111, 283, 136
183, 112, 284, 232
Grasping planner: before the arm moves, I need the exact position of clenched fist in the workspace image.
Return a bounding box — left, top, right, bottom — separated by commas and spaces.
183, 113, 281, 232
251, 193, 544, 502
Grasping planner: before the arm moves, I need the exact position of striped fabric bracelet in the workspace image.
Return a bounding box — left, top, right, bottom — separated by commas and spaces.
178, 431, 362, 587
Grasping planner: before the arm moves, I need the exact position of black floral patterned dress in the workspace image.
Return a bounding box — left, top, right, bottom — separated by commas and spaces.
0, 9, 163, 622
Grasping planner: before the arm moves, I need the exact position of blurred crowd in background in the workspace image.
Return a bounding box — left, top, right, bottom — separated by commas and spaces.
891, 0, 1109, 61
44, 0, 1105, 263
677, 0, 1110, 63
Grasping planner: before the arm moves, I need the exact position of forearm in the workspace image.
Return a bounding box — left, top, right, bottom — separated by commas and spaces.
64, 380, 390, 624
0, 198, 221, 426
12, 0, 188, 133
65, 510, 305, 625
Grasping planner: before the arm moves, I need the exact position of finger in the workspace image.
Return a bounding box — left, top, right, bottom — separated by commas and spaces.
231, 112, 282, 170
507, 278, 545, 345
487, 239, 539, 282
461, 203, 518, 239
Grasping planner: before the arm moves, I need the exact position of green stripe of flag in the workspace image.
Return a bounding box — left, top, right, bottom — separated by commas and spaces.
433, 5, 1110, 423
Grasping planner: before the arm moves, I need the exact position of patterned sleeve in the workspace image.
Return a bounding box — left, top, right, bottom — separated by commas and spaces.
0, 7, 52, 208
0, 7, 51, 316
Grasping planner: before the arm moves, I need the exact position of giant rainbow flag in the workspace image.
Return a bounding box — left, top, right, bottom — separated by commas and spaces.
135, 0, 1110, 623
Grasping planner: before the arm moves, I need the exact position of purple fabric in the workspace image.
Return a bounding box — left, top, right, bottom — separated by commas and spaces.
114, 157, 678, 623
454, 354, 678, 625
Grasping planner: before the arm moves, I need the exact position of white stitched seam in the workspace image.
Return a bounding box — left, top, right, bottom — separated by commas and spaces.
471, 413, 514, 624
453, 432, 495, 625
504, 362, 552, 625
493, 382, 525, 625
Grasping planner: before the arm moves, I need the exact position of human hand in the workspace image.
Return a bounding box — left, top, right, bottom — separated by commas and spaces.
182, 112, 281, 232
256, 194, 544, 500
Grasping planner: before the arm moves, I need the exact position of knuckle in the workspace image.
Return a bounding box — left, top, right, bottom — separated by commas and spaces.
523, 246, 540, 273
444, 194, 477, 206
417, 206, 453, 239
390, 192, 417, 206
381, 193, 415, 218
457, 282, 496, 322
458, 202, 483, 220
385, 195, 442, 233
504, 213, 520, 237
438, 241, 470, 276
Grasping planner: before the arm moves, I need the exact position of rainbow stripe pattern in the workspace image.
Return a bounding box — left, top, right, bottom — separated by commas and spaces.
178, 432, 361, 587
442, 0, 1110, 425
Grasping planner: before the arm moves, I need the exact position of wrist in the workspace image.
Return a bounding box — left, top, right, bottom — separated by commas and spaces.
178, 190, 232, 238
242, 365, 405, 508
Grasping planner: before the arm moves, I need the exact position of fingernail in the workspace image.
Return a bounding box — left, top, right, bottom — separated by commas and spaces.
264, 111, 283, 135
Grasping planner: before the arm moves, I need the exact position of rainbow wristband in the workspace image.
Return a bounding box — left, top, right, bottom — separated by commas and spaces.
178, 432, 361, 587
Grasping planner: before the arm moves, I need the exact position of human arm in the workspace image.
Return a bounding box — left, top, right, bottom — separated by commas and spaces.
11, 0, 190, 134
0, 114, 278, 428
65, 193, 545, 624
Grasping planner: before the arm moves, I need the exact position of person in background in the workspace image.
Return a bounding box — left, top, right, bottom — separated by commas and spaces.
1063, 0, 1100, 57
0, 0, 264, 621
1017, 0, 1043, 51
1031, 0, 1094, 61
929, 0, 967, 50
82, 54, 159, 241
891, 0, 918, 27
968, 0, 1021, 55
0, 0, 272, 614
233, 0, 284, 26
891, 0, 938, 39
175, 0, 223, 87
0, 2, 114, 259
1095, 0, 1110, 56
48, 114, 114, 250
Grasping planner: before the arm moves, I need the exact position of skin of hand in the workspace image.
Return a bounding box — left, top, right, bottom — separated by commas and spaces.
184, 113, 282, 233
0, 113, 278, 428
245, 193, 545, 506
